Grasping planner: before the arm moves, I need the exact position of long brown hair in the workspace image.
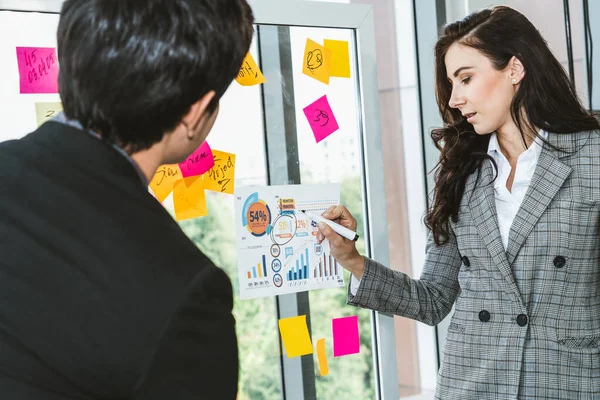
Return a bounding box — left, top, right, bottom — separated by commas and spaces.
425, 6, 600, 245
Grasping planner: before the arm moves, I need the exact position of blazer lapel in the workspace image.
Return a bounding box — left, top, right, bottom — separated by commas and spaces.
505, 133, 579, 265
468, 160, 522, 301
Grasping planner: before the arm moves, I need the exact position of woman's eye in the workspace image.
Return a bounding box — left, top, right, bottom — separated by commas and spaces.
461, 77, 471, 84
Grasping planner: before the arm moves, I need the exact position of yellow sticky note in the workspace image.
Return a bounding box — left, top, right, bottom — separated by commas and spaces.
35, 102, 63, 127
324, 39, 351, 78
302, 39, 331, 85
316, 338, 329, 376
149, 164, 182, 203
278, 315, 313, 358
203, 150, 236, 195
173, 177, 208, 221
236, 52, 266, 86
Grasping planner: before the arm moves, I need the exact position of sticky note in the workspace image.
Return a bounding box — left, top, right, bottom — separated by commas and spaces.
324, 39, 351, 78
149, 164, 182, 202
16, 47, 59, 94
236, 52, 266, 86
179, 141, 214, 178
303, 95, 339, 143
302, 39, 331, 84
278, 315, 313, 358
35, 102, 63, 127
203, 150, 236, 194
316, 338, 329, 376
173, 177, 208, 221
332, 316, 360, 357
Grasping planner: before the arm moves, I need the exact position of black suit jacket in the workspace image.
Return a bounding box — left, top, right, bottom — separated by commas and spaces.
0, 122, 238, 399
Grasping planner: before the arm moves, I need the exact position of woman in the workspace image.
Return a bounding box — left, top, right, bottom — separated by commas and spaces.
317, 5, 600, 399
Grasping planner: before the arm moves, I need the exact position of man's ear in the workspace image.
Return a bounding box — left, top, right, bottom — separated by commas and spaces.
181, 90, 217, 130
508, 56, 525, 84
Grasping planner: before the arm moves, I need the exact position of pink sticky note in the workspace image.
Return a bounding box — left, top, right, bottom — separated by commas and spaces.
16, 47, 59, 94
332, 316, 360, 357
179, 141, 215, 178
303, 95, 339, 143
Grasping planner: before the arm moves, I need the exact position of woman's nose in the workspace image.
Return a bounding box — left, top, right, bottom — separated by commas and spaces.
448, 88, 464, 109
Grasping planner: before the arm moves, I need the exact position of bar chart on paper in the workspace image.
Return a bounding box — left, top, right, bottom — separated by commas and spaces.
235, 183, 345, 299
314, 252, 339, 280
287, 249, 309, 281
245, 254, 270, 289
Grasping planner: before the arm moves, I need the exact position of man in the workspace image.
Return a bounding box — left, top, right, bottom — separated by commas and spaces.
0, 1, 253, 398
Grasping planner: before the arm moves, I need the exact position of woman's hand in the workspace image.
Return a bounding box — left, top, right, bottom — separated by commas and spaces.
316, 205, 365, 279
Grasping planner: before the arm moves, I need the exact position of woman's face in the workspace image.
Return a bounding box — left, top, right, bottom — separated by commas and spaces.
445, 43, 517, 135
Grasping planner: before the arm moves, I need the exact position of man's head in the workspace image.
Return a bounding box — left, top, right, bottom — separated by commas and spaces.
57, 0, 254, 162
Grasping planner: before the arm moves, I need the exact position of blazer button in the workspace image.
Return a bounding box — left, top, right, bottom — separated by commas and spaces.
517, 314, 528, 327
553, 255, 566, 268
462, 256, 470, 267
478, 310, 490, 322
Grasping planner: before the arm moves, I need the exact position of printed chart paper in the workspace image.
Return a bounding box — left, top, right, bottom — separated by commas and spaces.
235, 184, 344, 299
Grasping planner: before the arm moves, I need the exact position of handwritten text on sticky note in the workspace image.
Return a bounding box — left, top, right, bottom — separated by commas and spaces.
278, 315, 313, 358
303, 95, 339, 143
149, 164, 182, 203
203, 150, 236, 194
324, 39, 351, 78
17, 47, 59, 94
179, 141, 214, 178
35, 102, 63, 127
173, 177, 208, 221
302, 39, 331, 85
236, 52, 266, 86
332, 316, 360, 357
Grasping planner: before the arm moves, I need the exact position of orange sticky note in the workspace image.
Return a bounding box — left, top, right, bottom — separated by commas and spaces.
302, 39, 331, 85
316, 338, 329, 376
203, 150, 236, 194
324, 39, 351, 78
173, 177, 208, 221
149, 164, 182, 203
278, 315, 313, 358
236, 52, 266, 86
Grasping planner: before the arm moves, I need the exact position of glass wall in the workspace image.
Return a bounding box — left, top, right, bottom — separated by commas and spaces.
173, 14, 381, 399
289, 26, 375, 399
305, 0, 439, 398
174, 37, 284, 399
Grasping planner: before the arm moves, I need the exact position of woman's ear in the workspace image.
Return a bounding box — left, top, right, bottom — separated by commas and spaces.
508, 56, 525, 84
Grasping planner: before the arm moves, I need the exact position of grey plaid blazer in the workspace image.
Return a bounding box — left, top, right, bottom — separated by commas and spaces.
349, 130, 600, 399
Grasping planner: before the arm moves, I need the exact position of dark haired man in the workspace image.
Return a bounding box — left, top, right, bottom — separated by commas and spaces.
0, 1, 253, 398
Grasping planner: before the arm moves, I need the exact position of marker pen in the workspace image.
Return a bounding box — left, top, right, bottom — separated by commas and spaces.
301, 210, 359, 242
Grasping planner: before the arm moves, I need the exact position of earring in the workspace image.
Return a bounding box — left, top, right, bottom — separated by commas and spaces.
512, 78, 517, 84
